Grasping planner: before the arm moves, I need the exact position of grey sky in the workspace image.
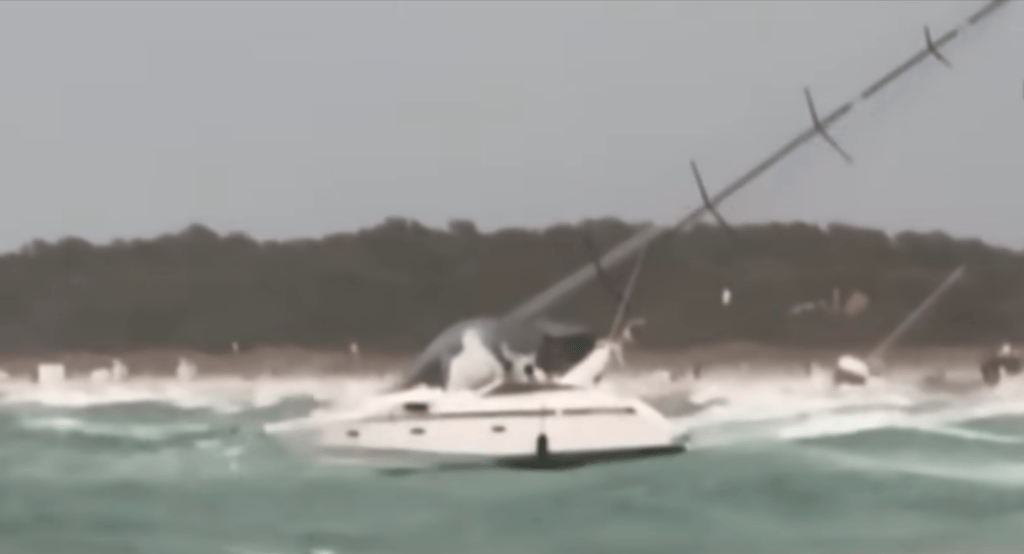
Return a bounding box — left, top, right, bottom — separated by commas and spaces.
0, 1, 1020, 253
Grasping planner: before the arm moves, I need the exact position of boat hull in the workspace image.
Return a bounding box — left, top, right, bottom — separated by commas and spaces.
268, 387, 686, 471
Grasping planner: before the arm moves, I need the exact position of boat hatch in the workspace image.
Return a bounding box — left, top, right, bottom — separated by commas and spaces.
484, 381, 576, 396
403, 402, 430, 413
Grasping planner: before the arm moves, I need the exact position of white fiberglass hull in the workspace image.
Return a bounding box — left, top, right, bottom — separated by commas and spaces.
266, 385, 685, 470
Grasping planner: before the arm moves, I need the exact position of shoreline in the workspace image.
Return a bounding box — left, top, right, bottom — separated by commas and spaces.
0, 341, 994, 380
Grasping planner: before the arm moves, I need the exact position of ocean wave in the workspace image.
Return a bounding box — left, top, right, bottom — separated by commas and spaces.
1, 368, 1023, 482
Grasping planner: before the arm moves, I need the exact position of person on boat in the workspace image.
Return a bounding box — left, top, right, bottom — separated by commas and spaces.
446, 328, 505, 391
498, 342, 550, 384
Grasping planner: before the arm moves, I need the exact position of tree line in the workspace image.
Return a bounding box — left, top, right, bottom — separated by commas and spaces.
0, 218, 1020, 355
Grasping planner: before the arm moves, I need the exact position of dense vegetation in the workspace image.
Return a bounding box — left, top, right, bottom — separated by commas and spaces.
0, 218, 1020, 355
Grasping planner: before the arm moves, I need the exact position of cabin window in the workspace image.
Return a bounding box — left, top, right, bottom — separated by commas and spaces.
347, 429, 359, 438
403, 402, 430, 413
561, 407, 636, 416
492, 425, 506, 433
410, 427, 425, 435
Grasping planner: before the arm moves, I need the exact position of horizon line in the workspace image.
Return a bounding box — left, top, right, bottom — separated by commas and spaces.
12, 216, 1015, 254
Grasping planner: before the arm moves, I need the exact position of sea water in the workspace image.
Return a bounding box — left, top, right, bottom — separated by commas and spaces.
1, 369, 1023, 554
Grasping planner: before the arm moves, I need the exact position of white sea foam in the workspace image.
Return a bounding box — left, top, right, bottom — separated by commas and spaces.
0, 373, 398, 412
4, 360, 1024, 456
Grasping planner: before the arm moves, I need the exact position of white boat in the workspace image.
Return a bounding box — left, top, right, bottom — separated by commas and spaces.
263, 218, 696, 471
266, 380, 682, 470
265, 323, 685, 471
824, 265, 967, 388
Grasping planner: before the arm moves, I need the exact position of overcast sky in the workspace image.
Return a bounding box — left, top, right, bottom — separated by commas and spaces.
0, 1, 1020, 253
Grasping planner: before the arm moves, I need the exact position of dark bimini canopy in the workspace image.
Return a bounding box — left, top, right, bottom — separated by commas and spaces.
395, 316, 596, 390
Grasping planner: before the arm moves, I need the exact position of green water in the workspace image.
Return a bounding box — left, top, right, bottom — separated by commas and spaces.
2, 398, 1023, 554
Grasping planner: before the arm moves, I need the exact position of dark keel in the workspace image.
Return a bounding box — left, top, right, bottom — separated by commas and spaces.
371, 444, 686, 476
491, 444, 686, 471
